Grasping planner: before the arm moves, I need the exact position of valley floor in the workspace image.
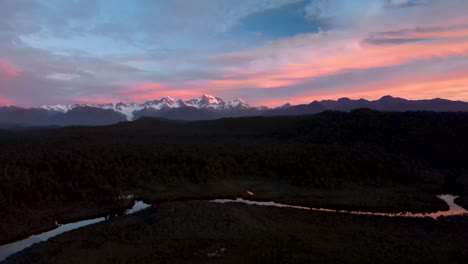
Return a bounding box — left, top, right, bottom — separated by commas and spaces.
1, 111, 468, 262
4, 201, 468, 264
0, 182, 452, 245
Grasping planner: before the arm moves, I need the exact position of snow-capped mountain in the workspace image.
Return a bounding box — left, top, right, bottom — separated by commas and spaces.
40, 95, 253, 121
4, 95, 468, 127
40, 104, 77, 113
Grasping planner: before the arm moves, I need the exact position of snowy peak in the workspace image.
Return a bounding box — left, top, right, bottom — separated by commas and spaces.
160, 96, 176, 107
38, 95, 253, 121
227, 98, 250, 109
201, 94, 222, 104
198, 95, 225, 109
143, 99, 170, 109
6, 96, 468, 126
40, 104, 76, 113
99, 102, 143, 120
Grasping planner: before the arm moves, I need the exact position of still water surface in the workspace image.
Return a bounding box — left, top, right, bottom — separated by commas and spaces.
0, 201, 151, 262
1, 195, 466, 262
213, 195, 467, 219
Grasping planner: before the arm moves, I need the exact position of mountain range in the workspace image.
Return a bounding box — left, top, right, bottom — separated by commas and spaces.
1, 95, 468, 126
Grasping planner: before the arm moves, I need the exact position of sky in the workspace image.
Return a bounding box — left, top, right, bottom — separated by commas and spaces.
0, 0, 467, 107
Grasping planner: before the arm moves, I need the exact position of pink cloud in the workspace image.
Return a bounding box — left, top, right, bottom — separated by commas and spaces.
119, 82, 168, 102
342, 75, 468, 102
128, 89, 207, 102
120, 82, 166, 96
75, 98, 118, 104
0, 60, 21, 77
66, 23, 468, 107
208, 77, 297, 90
190, 21, 468, 107
256, 69, 468, 107
118, 82, 209, 102
208, 30, 468, 92
0, 98, 11, 105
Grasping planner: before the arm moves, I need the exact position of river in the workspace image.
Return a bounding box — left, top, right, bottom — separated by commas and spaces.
0, 195, 466, 262
0, 201, 151, 262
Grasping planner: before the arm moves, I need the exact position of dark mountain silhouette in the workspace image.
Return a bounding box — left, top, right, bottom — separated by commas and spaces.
270, 96, 468, 115
328, 96, 468, 112
0, 106, 126, 126
1, 95, 467, 126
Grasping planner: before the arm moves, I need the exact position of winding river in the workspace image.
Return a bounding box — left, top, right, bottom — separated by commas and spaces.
213, 195, 467, 218
0, 201, 151, 262
1, 195, 467, 262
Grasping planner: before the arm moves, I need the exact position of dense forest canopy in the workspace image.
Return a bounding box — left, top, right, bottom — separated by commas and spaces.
1, 109, 468, 243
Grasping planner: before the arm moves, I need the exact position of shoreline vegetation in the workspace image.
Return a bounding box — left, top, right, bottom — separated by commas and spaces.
4, 194, 465, 262
0, 182, 457, 245
1, 110, 468, 259
4, 201, 468, 264
1, 192, 458, 247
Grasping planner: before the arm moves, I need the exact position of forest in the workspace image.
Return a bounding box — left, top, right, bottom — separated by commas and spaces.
1, 109, 468, 244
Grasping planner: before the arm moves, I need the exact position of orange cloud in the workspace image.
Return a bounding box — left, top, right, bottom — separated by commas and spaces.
344, 76, 468, 102
0, 60, 21, 77
255, 70, 468, 107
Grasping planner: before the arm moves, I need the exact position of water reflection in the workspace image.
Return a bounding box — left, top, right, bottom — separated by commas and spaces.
125, 201, 151, 215
0, 200, 150, 262
1, 195, 466, 262
212, 195, 468, 219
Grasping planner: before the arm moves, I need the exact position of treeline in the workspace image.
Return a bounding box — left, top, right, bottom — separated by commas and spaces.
0, 109, 467, 212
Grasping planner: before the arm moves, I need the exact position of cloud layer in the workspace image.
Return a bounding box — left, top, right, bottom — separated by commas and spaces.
0, 0, 467, 107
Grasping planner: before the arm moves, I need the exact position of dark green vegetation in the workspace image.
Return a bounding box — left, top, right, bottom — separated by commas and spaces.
5, 202, 468, 264
1, 110, 468, 244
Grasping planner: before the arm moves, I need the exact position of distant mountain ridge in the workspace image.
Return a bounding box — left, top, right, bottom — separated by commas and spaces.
269, 96, 468, 116
39, 95, 251, 120
1, 95, 468, 126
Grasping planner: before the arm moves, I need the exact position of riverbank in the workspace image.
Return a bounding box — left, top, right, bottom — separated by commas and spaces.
136, 179, 453, 214
2, 194, 466, 262
0, 201, 151, 262
0, 183, 450, 246
0, 200, 134, 245
4, 201, 468, 264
